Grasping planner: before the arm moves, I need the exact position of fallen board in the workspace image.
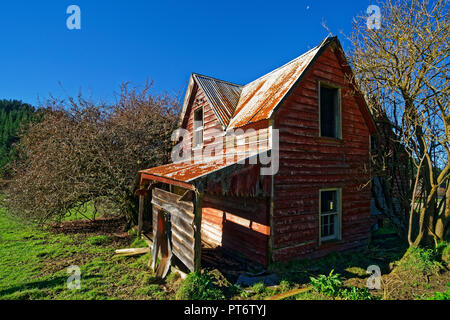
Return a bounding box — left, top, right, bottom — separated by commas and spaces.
264, 286, 312, 300
114, 247, 150, 257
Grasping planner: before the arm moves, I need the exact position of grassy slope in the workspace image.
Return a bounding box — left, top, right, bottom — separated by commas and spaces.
0, 208, 448, 300
0, 211, 181, 300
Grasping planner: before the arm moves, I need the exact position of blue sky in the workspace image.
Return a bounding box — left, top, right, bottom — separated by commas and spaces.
0, 1, 374, 106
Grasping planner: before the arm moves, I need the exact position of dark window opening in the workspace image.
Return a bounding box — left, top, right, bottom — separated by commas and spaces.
320, 85, 340, 138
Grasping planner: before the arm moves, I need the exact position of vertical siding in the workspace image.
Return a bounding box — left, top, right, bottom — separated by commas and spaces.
272, 45, 371, 262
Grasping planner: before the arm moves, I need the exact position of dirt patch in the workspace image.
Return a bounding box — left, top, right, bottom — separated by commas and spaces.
49, 217, 128, 237
39, 252, 97, 277
48, 216, 133, 249
379, 266, 450, 300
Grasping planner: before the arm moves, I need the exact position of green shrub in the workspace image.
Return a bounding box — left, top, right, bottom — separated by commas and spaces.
340, 286, 373, 300
428, 283, 450, 300
251, 282, 267, 295
398, 246, 443, 275
309, 270, 343, 297
310, 270, 373, 300
175, 272, 224, 300
437, 241, 449, 263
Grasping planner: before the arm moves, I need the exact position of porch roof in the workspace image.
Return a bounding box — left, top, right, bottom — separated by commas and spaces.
139, 152, 257, 190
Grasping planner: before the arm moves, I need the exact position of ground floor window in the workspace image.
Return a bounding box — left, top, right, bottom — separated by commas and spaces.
319, 188, 341, 242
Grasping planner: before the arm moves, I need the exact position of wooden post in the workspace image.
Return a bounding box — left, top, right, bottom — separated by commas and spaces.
193, 190, 203, 272
138, 184, 145, 237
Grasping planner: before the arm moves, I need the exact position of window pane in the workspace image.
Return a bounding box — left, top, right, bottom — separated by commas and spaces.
329, 215, 335, 236
194, 130, 203, 147
320, 189, 340, 241
320, 86, 338, 138
321, 190, 337, 213
193, 108, 203, 146
194, 108, 203, 125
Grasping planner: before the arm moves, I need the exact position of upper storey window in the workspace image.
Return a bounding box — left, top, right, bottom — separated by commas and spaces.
193, 107, 203, 147
319, 83, 341, 139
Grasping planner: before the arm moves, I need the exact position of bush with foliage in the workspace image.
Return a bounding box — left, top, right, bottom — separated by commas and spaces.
175, 272, 224, 300
5, 82, 179, 225
397, 246, 444, 275
309, 270, 373, 300
428, 284, 450, 300
309, 270, 343, 297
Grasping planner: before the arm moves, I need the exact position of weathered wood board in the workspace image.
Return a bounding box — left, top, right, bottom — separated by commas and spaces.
151, 188, 196, 272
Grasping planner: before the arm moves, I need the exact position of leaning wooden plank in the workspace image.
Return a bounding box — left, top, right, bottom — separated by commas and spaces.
193, 191, 204, 272
264, 286, 312, 300
114, 247, 150, 257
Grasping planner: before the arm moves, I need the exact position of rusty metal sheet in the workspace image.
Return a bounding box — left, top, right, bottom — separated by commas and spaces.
227, 45, 321, 129
139, 151, 265, 185
178, 38, 331, 133
194, 73, 243, 128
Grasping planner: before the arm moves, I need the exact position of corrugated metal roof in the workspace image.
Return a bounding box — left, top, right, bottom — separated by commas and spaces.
139, 152, 258, 185
178, 37, 334, 131
228, 45, 321, 129
193, 74, 243, 127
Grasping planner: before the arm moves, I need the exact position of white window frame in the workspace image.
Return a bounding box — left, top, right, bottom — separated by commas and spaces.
319, 188, 342, 243
193, 107, 204, 148
318, 81, 342, 139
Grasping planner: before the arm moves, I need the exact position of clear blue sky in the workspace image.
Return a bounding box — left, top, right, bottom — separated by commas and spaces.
0, 1, 374, 106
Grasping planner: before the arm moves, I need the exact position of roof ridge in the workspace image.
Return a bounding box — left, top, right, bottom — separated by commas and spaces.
192, 73, 243, 88
241, 41, 326, 89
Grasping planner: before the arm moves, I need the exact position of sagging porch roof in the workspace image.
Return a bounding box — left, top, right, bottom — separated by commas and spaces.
139, 152, 263, 190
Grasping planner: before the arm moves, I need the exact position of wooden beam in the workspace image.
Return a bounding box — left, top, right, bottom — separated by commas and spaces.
138, 184, 145, 236
114, 247, 150, 257
265, 286, 312, 300
193, 190, 204, 272
140, 173, 195, 190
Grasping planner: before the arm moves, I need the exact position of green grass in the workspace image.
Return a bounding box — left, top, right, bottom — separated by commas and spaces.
1, 205, 448, 300
175, 272, 224, 300
0, 211, 171, 300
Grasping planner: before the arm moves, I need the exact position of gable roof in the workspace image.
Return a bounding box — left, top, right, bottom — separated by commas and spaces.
179, 36, 376, 133
228, 43, 322, 129
193, 74, 243, 127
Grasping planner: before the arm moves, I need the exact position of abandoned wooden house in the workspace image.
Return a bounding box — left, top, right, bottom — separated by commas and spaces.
137, 36, 377, 276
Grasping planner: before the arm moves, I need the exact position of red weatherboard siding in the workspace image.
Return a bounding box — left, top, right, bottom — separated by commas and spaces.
181, 83, 224, 155
181, 83, 271, 158
201, 194, 270, 266
272, 44, 371, 262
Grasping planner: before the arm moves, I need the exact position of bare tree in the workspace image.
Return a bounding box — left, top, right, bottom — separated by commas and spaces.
5, 82, 179, 226
350, 0, 449, 246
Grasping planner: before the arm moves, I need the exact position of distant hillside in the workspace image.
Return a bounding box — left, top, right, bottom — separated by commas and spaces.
0, 100, 37, 173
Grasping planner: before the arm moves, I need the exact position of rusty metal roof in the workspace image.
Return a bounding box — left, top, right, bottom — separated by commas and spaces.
228, 44, 322, 129
139, 152, 261, 187
193, 74, 243, 127
179, 37, 334, 131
